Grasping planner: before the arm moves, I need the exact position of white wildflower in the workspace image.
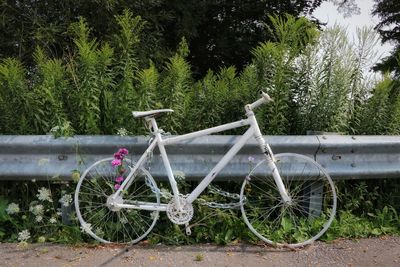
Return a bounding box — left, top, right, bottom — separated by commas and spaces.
35, 215, 43, 222
80, 223, 92, 233
49, 217, 57, 224
173, 171, 186, 181
18, 230, 31, 242
6, 203, 20, 215
29, 204, 44, 216
37, 187, 53, 202
49, 125, 60, 133
117, 128, 129, 136
59, 194, 72, 207
160, 188, 172, 200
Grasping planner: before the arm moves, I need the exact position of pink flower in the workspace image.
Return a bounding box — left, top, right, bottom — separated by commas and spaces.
113, 152, 123, 160
118, 148, 129, 156
111, 159, 121, 166
115, 176, 124, 183
114, 184, 121, 190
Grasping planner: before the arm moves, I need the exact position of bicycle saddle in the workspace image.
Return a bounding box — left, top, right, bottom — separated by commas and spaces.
132, 109, 174, 119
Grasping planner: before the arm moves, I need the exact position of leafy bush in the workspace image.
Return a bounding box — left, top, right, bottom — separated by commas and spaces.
1, 12, 396, 136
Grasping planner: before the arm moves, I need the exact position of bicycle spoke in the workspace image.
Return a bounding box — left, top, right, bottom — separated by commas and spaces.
241, 153, 337, 247
76, 158, 160, 244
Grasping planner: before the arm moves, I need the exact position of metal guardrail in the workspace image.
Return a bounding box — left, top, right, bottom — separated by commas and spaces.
0, 135, 399, 181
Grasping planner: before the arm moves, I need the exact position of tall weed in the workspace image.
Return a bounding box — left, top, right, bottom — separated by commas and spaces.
0, 59, 31, 134
31, 47, 68, 133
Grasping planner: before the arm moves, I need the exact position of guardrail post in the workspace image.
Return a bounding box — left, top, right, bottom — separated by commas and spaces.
304, 131, 339, 217
61, 204, 73, 225
302, 181, 323, 217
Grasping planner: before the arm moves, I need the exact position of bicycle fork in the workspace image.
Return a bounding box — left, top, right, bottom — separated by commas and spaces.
247, 111, 292, 204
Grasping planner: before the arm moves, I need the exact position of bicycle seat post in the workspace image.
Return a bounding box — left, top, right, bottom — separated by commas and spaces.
146, 116, 183, 212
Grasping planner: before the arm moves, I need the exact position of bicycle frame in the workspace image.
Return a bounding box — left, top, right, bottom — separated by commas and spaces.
113, 103, 291, 212
75, 91, 336, 247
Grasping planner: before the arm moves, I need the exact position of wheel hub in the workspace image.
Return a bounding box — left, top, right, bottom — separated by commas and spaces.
106, 194, 123, 212
166, 197, 194, 225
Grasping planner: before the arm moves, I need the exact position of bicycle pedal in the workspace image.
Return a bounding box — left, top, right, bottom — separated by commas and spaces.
185, 223, 192, 236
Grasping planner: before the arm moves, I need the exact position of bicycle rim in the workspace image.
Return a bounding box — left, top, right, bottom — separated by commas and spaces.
74, 157, 160, 244
240, 153, 337, 248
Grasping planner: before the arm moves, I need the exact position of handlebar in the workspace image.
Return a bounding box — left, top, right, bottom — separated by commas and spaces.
246, 91, 272, 111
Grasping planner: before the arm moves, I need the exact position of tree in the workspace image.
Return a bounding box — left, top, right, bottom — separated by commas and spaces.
0, 0, 324, 77
164, 0, 324, 77
372, 0, 400, 76
330, 0, 360, 17
0, 0, 168, 66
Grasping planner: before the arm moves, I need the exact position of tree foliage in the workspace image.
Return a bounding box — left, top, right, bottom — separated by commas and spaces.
0, 0, 324, 77
372, 0, 400, 76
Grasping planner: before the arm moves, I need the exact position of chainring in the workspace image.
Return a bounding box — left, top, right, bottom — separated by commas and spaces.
166, 197, 194, 225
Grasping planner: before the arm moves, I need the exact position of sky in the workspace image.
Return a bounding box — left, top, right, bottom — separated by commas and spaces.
313, 0, 393, 59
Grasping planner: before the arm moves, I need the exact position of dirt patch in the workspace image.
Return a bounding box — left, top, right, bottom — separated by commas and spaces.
1, 236, 399, 267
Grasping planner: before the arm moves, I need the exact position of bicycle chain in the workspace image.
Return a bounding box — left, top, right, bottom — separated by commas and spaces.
197, 184, 243, 209
144, 133, 243, 209
146, 178, 243, 209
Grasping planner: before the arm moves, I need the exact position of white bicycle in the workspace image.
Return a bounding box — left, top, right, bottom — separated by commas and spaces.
74, 92, 337, 247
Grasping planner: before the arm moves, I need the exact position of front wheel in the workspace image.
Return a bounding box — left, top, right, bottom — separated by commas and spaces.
74, 157, 160, 244
240, 153, 337, 248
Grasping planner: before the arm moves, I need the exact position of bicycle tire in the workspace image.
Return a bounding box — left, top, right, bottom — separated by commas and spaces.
240, 153, 337, 247
74, 157, 160, 244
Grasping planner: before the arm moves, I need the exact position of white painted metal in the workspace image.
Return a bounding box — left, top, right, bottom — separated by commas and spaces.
247, 108, 291, 203
186, 127, 255, 203
162, 119, 250, 146
115, 203, 167, 211
132, 109, 173, 118
117, 92, 292, 209
148, 117, 183, 211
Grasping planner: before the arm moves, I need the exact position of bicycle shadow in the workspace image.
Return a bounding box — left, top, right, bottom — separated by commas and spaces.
97, 242, 302, 267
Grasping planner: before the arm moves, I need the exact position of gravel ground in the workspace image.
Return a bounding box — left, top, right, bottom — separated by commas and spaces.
1, 236, 399, 267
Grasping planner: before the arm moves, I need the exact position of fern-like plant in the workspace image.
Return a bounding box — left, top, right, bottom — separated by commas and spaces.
158, 38, 192, 134
0, 58, 31, 134
66, 17, 102, 134
31, 47, 69, 134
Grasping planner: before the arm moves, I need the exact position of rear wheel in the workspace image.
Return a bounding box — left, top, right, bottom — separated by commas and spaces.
75, 157, 160, 244
240, 153, 336, 247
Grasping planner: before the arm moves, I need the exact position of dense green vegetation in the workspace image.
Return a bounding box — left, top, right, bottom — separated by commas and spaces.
0, 6, 399, 245
0, 178, 398, 245
0, 0, 324, 77
1, 11, 399, 136
372, 0, 400, 76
